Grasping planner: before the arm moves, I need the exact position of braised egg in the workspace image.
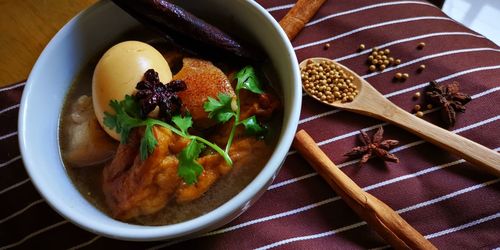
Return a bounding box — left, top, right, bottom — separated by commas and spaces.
92, 41, 172, 140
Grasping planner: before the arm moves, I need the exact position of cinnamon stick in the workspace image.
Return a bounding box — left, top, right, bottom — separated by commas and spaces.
293, 130, 437, 250
279, 0, 328, 40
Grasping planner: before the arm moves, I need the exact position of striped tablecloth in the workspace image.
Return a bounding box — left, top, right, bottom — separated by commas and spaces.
1, 0, 499, 249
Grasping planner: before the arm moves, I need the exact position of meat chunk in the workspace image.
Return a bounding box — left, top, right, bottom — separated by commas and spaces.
173, 58, 235, 127
102, 126, 189, 220
175, 137, 270, 203
63, 95, 117, 167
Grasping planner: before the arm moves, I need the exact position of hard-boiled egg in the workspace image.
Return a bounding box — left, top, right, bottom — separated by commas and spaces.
92, 41, 172, 140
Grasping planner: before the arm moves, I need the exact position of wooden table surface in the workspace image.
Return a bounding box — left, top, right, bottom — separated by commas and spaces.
0, 0, 97, 87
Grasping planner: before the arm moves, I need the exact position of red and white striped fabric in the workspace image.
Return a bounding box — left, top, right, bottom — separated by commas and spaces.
1, 0, 499, 249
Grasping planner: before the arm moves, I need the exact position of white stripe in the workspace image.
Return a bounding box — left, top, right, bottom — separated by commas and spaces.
0, 155, 21, 168
299, 110, 341, 124
452, 115, 500, 134
256, 179, 499, 250
1, 220, 68, 249
363, 48, 500, 79
397, 179, 500, 214
425, 212, 500, 239
0, 131, 17, 141
317, 123, 389, 147
294, 16, 451, 51
306, 1, 435, 27
0, 199, 44, 224
0, 178, 30, 195
268, 172, 318, 190
363, 159, 466, 192
0, 82, 25, 93
335, 32, 484, 62
255, 222, 368, 250
265, 3, 294, 12
385, 69, 500, 99
204, 197, 341, 236
0, 104, 20, 116
299, 65, 500, 124
68, 236, 102, 250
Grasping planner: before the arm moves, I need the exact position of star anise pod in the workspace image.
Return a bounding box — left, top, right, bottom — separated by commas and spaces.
134, 69, 187, 120
345, 127, 399, 165
425, 81, 471, 127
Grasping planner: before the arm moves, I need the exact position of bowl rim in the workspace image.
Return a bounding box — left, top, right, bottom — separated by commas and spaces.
18, 0, 301, 241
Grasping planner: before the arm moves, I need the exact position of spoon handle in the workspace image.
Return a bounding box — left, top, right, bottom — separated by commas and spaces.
367, 99, 500, 176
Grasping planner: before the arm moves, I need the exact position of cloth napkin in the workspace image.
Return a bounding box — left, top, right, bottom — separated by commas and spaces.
1, 0, 499, 249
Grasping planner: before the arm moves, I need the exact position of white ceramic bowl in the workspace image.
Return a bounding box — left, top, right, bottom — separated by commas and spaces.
18, 0, 301, 241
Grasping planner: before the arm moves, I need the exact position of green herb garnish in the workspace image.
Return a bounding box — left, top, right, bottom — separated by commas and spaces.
104, 96, 232, 184
178, 140, 205, 184
203, 65, 267, 154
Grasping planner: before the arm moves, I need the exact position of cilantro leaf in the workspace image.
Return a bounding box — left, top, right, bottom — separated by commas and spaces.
203, 93, 235, 123
139, 125, 158, 161
240, 116, 267, 135
235, 65, 264, 94
104, 96, 144, 144
178, 140, 206, 184
172, 115, 193, 136
122, 95, 141, 117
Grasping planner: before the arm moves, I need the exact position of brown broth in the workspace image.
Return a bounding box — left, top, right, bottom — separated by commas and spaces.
59, 39, 282, 226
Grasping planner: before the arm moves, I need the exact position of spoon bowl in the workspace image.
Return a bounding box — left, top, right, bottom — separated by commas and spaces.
300, 57, 500, 176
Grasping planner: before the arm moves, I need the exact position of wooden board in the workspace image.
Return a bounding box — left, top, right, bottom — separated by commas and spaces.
0, 0, 97, 86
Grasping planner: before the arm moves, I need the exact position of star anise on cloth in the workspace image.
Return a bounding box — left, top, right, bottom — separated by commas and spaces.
134, 69, 187, 120
425, 81, 471, 127
345, 127, 400, 165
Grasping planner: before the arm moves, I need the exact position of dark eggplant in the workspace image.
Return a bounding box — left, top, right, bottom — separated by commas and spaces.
111, 0, 264, 61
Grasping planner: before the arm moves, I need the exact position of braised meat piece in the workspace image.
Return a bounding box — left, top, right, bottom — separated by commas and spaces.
102, 126, 188, 220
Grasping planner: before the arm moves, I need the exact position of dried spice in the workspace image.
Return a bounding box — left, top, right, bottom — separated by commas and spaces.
424, 81, 471, 127
345, 127, 399, 165
301, 60, 358, 103
134, 69, 187, 120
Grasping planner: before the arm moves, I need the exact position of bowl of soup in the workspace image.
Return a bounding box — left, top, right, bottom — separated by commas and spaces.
18, 0, 301, 241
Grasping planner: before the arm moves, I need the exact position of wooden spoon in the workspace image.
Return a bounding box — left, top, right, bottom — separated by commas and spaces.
300, 57, 500, 176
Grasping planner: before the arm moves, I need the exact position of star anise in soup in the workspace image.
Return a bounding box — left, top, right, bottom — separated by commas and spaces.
425, 81, 471, 127
345, 127, 399, 165
135, 69, 187, 120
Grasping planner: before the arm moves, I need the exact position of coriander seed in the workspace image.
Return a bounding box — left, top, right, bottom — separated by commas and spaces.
418, 64, 426, 71
324, 43, 331, 50
414, 104, 421, 111
359, 44, 366, 50
369, 65, 377, 72
427, 104, 433, 109
395, 73, 403, 79
402, 73, 409, 79
416, 111, 424, 117
301, 60, 358, 103
417, 42, 426, 49
413, 92, 421, 99
394, 59, 401, 65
